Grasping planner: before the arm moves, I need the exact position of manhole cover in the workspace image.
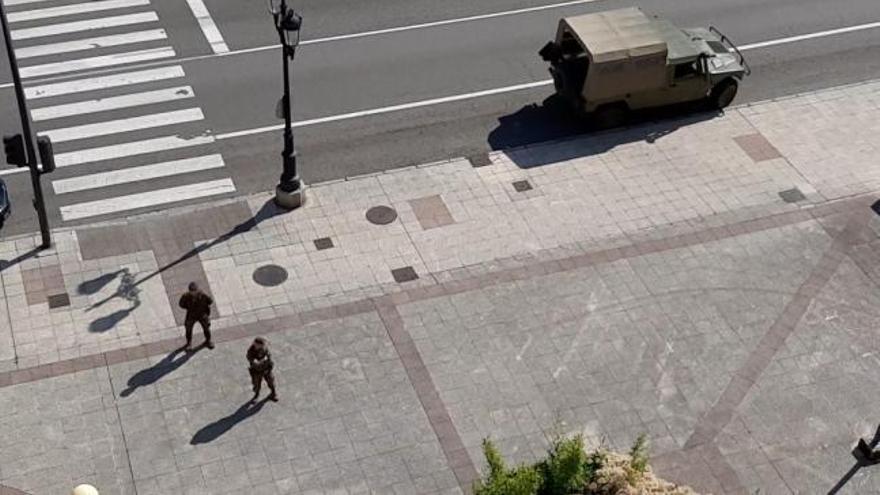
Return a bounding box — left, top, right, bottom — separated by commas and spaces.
252, 264, 288, 287
366, 205, 398, 225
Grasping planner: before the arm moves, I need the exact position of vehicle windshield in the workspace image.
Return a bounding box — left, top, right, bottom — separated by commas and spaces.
706, 40, 729, 54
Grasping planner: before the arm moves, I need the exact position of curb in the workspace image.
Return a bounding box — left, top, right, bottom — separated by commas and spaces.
1, 77, 878, 247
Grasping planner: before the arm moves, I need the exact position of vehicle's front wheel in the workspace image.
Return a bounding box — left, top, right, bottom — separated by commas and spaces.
710, 79, 738, 109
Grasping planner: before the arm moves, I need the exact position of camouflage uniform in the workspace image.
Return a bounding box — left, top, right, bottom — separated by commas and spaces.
178, 283, 214, 350
247, 338, 278, 401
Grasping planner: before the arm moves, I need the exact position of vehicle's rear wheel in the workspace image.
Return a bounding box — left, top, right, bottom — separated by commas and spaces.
593, 103, 629, 129
710, 79, 738, 109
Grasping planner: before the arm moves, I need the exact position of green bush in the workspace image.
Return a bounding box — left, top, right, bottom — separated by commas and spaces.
539, 434, 587, 495
474, 432, 665, 495
474, 439, 542, 495
626, 433, 650, 485
584, 447, 607, 484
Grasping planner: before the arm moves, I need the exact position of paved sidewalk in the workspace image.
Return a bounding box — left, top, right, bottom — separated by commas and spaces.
2, 80, 880, 494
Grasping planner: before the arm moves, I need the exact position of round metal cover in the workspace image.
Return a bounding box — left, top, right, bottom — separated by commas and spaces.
253, 264, 288, 287
365, 205, 397, 225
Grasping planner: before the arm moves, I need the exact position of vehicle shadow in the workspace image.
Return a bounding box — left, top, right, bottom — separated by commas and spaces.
190, 398, 270, 445
119, 345, 199, 397
487, 94, 722, 169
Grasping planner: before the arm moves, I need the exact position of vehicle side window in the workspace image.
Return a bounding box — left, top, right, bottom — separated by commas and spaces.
673, 61, 699, 79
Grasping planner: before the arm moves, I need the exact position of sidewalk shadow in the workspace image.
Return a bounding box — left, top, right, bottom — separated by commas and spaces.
87, 199, 285, 311
0, 247, 44, 273
190, 398, 269, 445
78, 269, 125, 295
85, 268, 142, 332
488, 95, 721, 169
120, 346, 198, 397
828, 424, 880, 494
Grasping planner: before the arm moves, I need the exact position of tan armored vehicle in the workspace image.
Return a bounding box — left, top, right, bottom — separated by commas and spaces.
539, 7, 749, 127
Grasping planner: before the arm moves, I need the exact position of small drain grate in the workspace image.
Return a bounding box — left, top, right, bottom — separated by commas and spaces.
512, 180, 533, 192
467, 152, 492, 168
47, 293, 70, 309
313, 237, 334, 250
391, 266, 419, 283
778, 187, 806, 203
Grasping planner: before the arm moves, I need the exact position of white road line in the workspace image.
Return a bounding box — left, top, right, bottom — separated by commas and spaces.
25, 66, 185, 99
216, 80, 552, 139
16, 29, 167, 59
299, 0, 603, 46
31, 85, 194, 121
6, 0, 57, 6
185, 0, 228, 53
40, 108, 204, 142
8, 0, 150, 23
52, 154, 225, 193
11, 12, 158, 41
20, 47, 175, 79
59, 178, 235, 220
738, 21, 880, 50
4, 15, 879, 90
54, 134, 215, 167
215, 20, 880, 140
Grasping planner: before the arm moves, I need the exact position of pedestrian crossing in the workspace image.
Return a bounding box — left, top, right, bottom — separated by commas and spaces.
7, 0, 236, 222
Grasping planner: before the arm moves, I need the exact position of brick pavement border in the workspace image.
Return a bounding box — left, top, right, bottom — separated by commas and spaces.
0, 194, 869, 390
374, 297, 480, 493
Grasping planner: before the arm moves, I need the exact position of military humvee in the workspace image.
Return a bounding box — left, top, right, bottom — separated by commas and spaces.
539, 7, 749, 127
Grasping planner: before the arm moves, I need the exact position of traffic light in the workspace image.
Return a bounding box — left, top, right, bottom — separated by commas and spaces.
37, 136, 55, 174
2, 134, 26, 167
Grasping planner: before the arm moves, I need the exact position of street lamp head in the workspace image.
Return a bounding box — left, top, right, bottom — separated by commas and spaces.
281, 10, 302, 32
281, 10, 302, 48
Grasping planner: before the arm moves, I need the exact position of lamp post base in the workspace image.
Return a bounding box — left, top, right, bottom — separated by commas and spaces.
274, 182, 305, 210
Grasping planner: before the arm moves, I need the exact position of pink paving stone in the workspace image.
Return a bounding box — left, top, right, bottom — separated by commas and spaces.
733, 132, 783, 162
409, 195, 455, 230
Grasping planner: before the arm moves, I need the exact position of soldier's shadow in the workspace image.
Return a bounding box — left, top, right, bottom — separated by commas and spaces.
190, 398, 270, 445
119, 346, 199, 397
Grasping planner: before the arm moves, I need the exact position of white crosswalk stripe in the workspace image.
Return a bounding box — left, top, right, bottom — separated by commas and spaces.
25, 66, 185, 99
40, 108, 204, 142
6, 0, 61, 6
16, 29, 167, 59
8, 0, 151, 23
11, 12, 158, 40
53, 155, 225, 194
60, 179, 235, 220
31, 86, 194, 121
54, 134, 215, 167
20, 46, 175, 78
13, 0, 236, 221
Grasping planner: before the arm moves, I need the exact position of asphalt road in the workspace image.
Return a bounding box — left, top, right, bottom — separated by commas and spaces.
1, 0, 879, 237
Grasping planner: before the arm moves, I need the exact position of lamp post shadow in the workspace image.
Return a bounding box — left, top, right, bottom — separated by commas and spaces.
828, 425, 880, 494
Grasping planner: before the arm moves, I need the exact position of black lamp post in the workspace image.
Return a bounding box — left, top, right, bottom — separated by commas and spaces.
1, 0, 51, 247
269, 0, 304, 209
